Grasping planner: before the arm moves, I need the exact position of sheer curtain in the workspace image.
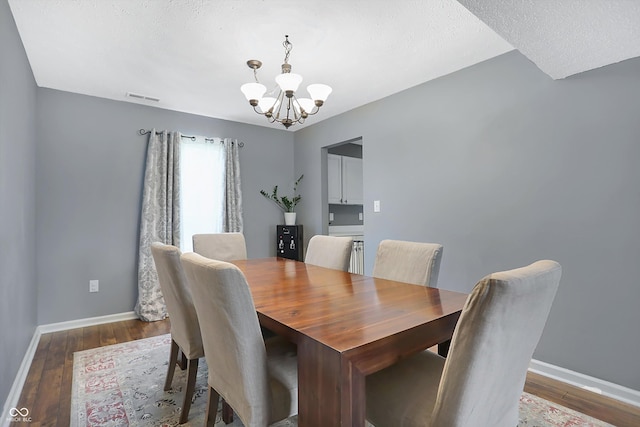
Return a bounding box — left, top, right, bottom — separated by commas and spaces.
135, 130, 181, 322
180, 137, 226, 252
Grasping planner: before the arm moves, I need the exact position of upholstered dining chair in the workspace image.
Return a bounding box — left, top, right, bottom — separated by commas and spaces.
181, 252, 298, 427
304, 235, 354, 271
372, 239, 444, 287
366, 260, 562, 427
150, 242, 231, 424
192, 232, 247, 261
193, 232, 280, 340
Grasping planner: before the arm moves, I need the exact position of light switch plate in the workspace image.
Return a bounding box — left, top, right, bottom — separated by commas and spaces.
374, 200, 381, 212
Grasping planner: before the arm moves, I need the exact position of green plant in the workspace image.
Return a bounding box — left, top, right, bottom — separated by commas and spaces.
260, 174, 304, 212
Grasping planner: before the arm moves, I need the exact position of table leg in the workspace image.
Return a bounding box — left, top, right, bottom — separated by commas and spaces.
298, 338, 365, 427
438, 339, 451, 357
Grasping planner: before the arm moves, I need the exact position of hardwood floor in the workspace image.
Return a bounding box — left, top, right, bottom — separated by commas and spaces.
524, 371, 640, 427
11, 318, 640, 427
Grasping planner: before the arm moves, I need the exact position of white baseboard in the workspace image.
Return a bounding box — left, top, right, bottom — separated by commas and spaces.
1, 327, 41, 427
530, 359, 640, 408
2, 311, 139, 426
37, 311, 138, 334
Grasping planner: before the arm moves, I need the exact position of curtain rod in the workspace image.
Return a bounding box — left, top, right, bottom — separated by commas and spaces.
138, 129, 244, 147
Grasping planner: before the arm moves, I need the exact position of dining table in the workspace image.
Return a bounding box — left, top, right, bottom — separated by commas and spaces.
230, 257, 468, 427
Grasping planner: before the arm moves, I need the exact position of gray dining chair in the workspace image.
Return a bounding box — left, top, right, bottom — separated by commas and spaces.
193, 232, 279, 340
304, 235, 353, 271
192, 232, 247, 261
181, 252, 298, 427
366, 260, 562, 427
372, 239, 443, 286
150, 242, 231, 424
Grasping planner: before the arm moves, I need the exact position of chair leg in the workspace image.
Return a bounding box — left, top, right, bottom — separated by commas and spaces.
222, 399, 234, 424
178, 358, 199, 424
206, 387, 220, 427
164, 339, 180, 391
178, 348, 188, 370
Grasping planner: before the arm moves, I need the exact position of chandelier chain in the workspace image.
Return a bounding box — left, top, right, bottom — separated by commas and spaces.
282, 35, 292, 65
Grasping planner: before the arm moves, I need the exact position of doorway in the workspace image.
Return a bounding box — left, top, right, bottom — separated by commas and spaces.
322, 137, 364, 273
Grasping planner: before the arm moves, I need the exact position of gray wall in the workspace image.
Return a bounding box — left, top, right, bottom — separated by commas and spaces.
0, 0, 38, 408
328, 204, 363, 226
36, 89, 294, 324
294, 51, 640, 391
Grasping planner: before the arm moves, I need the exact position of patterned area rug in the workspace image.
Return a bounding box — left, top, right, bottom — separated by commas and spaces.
71, 334, 614, 427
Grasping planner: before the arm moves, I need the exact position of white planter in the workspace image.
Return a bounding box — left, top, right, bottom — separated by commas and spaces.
284, 212, 297, 225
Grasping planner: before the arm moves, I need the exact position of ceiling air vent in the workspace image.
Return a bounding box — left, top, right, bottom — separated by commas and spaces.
126, 92, 160, 102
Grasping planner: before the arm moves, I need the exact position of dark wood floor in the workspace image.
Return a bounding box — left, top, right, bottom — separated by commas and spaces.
11, 318, 640, 427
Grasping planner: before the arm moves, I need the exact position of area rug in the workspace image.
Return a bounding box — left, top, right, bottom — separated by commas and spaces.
71, 334, 614, 427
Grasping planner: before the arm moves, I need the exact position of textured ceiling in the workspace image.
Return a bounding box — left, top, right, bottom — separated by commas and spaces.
7, 1, 640, 131
458, 0, 640, 79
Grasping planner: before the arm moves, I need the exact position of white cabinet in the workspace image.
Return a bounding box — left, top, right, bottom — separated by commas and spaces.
328, 154, 363, 205
328, 154, 343, 204
342, 156, 363, 205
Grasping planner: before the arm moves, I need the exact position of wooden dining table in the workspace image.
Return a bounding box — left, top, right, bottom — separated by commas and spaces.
230, 257, 468, 427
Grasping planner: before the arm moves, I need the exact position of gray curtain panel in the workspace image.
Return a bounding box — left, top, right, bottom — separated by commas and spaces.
223, 138, 243, 233
135, 130, 182, 322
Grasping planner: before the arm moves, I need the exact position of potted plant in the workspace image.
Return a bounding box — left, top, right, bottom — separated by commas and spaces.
260, 174, 304, 225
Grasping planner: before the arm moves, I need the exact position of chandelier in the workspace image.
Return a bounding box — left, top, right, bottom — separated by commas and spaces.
240, 35, 332, 129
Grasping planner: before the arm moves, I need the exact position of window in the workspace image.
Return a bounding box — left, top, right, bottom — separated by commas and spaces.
179, 136, 225, 252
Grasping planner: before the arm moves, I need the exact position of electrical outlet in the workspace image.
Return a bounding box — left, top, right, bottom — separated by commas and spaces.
89, 280, 99, 293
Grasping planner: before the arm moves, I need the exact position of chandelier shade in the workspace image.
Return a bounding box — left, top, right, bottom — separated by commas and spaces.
307, 84, 332, 103
240, 82, 266, 105
257, 97, 279, 113
275, 73, 303, 92
240, 35, 331, 129
296, 98, 315, 114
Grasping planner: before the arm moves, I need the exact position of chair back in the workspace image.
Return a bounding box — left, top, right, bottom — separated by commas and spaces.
150, 243, 203, 359
372, 239, 443, 286
431, 260, 562, 427
304, 235, 354, 271
181, 252, 271, 426
192, 232, 247, 261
